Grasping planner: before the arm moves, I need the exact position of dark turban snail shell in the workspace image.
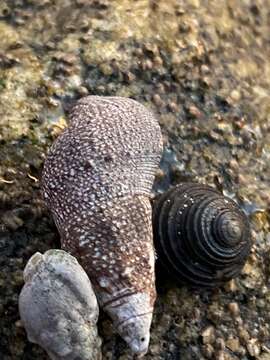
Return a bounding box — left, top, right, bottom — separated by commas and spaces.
153, 183, 252, 287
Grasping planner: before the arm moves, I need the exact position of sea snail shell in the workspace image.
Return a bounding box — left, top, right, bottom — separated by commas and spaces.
153, 183, 252, 287
42, 96, 163, 355
19, 249, 101, 360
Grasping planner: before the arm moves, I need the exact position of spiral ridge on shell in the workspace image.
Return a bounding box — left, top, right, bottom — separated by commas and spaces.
153, 183, 252, 287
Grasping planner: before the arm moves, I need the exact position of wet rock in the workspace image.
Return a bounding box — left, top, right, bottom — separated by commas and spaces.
0, 0, 269, 359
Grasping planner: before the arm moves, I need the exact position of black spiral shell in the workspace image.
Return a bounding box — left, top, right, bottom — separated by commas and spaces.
153, 183, 252, 287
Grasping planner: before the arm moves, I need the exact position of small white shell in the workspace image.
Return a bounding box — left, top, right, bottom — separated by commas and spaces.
19, 249, 101, 360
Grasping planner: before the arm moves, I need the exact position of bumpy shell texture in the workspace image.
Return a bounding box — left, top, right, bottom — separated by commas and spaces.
42, 96, 163, 355
19, 249, 101, 360
153, 183, 252, 287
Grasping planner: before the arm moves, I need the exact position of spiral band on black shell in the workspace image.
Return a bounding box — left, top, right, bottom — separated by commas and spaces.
153, 183, 252, 287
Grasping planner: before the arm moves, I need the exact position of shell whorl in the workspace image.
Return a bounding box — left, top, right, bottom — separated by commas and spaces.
153, 183, 252, 287
42, 96, 163, 355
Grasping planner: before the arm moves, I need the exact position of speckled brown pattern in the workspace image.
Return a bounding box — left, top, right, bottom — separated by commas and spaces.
42, 96, 163, 355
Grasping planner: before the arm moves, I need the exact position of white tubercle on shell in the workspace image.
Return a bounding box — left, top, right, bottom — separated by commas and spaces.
19, 249, 101, 360
42, 96, 163, 356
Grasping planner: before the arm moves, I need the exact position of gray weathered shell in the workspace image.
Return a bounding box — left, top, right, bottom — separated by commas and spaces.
19, 249, 101, 360
42, 96, 163, 356
153, 183, 252, 287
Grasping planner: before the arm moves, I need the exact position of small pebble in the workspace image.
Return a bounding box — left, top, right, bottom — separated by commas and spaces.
226, 337, 240, 352
141, 59, 153, 70
201, 326, 215, 344
224, 279, 237, 292
230, 89, 241, 101
202, 343, 214, 359
247, 339, 261, 357
167, 101, 178, 113
215, 337, 226, 351
123, 71, 136, 83
153, 94, 164, 107
187, 105, 202, 118
227, 302, 240, 317
229, 159, 239, 171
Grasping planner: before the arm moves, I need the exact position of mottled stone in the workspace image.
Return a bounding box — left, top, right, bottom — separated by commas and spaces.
19, 250, 101, 360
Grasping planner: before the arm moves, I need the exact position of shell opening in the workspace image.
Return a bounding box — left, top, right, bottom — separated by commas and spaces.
117, 314, 151, 356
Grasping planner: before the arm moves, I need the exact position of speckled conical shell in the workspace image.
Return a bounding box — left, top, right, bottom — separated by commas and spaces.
42, 96, 163, 355
153, 183, 252, 287
19, 249, 101, 360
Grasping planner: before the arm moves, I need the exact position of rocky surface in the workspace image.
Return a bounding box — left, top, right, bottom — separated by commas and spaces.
0, 0, 269, 359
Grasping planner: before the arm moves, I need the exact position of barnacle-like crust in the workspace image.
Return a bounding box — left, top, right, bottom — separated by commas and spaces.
19, 250, 101, 360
